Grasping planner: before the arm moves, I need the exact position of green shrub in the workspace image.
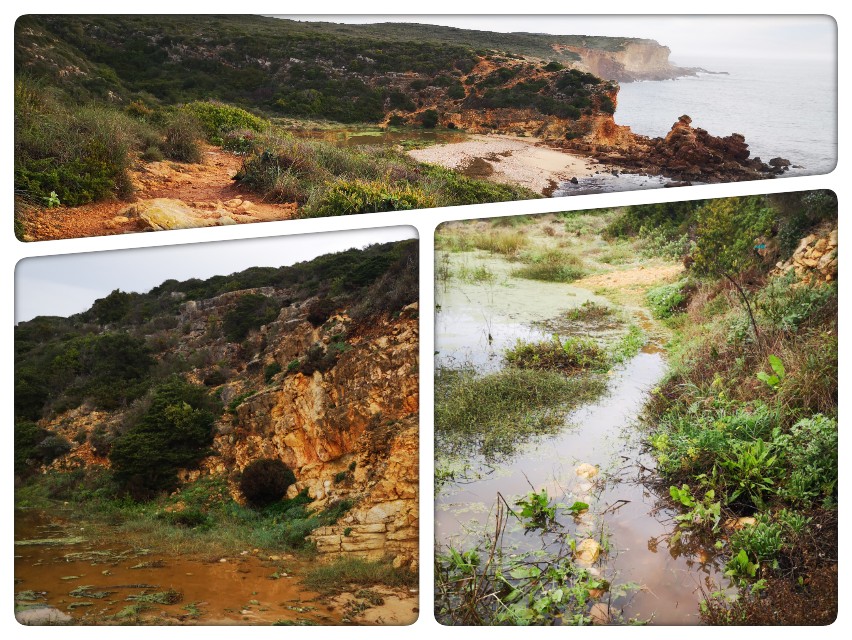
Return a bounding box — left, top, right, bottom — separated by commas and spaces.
161, 111, 203, 163
419, 109, 439, 128
646, 280, 689, 319
182, 101, 267, 145
88, 425, 115, 457
15, 421, 51, 475
287, 359, 300, 373
302, 179, 435, 218
222, 293, 280, 342
15, 87, 136, 206
239, 458, 297, 508
109, 377, 217, 497
264, 362, 282, 382
203, 369, 228, 387
141, 146, 164, 162
505, 336, 607, 372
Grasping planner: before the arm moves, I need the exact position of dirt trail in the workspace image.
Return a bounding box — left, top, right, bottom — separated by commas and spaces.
20, 147, 297, 242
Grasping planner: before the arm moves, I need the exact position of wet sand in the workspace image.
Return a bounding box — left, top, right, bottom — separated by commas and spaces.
408, 134, 606, 195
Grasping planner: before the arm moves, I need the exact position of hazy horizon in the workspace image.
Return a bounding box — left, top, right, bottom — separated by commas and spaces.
281, 15, 835, 63
15, 227, 417, 323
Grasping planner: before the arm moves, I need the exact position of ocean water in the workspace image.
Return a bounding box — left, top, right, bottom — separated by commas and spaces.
614, 55, 837, 177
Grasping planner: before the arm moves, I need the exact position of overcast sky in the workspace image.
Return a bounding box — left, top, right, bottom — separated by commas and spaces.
288, 15, 835, 63
15, 227, 417, 323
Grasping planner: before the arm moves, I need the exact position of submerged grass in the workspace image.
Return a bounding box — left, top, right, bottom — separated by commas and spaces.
435, 367, 606, 460
512, 248, 586, 283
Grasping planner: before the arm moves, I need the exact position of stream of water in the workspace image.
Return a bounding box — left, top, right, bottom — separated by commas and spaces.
435, 250, 727, 624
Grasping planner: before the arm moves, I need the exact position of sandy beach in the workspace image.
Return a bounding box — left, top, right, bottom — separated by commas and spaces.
408, 134, 605, 195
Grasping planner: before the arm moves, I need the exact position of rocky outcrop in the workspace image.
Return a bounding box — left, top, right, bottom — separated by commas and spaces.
35, 286, 420, 569
557, 41, 694, 82
772, 226, 838, 284
563, 115, 789, 184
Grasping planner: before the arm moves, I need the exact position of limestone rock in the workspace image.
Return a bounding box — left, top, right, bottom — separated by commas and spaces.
576, 463, 599, 479
574, 538, 601, 565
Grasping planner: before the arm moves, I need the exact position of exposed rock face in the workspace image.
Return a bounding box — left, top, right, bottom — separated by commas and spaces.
558, 41, 693, 82
563, 115, 790, 183
36, 287, 419, 569
772, 226, 838, 284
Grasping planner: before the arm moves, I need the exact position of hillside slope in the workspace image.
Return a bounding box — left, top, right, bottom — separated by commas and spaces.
15, 240, 419, 567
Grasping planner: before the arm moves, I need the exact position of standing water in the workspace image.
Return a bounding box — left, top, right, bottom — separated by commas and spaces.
435, 249, 727, 624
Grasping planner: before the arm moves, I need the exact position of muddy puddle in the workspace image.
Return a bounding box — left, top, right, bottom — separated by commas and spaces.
435, 249, 728, 624
290, 127, 467, 148
14, 511, 415, 626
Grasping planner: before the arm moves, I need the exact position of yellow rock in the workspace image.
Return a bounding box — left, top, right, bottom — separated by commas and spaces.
574, 538, 601, 565
576, 463, 599, 479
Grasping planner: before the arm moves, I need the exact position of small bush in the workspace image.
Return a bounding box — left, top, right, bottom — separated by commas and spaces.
420, 109, 439, 128
306, 298, 336, 327
299, 344, 338, 376
512, 249, 586, 282
88, 425, 115, 457
302, 179, 435, 218
240, 458, 297, 508
646, 280, 689, 318
287, 359, 301, 373
505, 336, 607, 372
141, 146, 165, 162
182, 101, 267, 145
223, 293, 279, 342
264, 362, 282, 383
161, 112, 203, 163
203, 369, 228, 387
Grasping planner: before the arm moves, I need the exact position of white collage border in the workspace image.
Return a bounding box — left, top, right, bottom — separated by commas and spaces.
3, 3, 848, 638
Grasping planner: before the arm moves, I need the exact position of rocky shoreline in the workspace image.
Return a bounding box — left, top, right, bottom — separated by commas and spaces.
411, 114, 790, 196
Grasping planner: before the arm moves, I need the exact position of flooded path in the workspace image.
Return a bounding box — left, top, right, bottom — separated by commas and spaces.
435, 248, 727, 624
14, 510, 336, 625
15, 510, 417, 626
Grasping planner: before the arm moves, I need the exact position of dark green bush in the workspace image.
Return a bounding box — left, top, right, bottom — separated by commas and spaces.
264, 362, 282, 382
88, 424, 115, 457
299, 344, 338, 376
15, 421, 51, 475
239, 458, 297, 508
109, 376, 217, 497
306, 298, 337, 327
222, 293, 280, 342
203, 369, 228, 387
419, 109, 439, 128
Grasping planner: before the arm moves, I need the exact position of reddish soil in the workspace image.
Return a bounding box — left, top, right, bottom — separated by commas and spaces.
19, 146, 298, 242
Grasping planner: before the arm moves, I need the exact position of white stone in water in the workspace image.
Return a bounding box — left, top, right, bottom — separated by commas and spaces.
576, 463, 599, 479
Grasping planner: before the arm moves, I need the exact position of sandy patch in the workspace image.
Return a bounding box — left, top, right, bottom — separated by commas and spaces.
409, 134, 605, 194
574, 263, 684, 291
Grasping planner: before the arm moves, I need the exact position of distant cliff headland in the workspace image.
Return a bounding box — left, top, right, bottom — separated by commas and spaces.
15, 15, 787, 239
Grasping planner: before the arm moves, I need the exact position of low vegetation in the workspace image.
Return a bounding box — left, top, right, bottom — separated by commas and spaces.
621, 191, 838, 624
435, 367, 606, 460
